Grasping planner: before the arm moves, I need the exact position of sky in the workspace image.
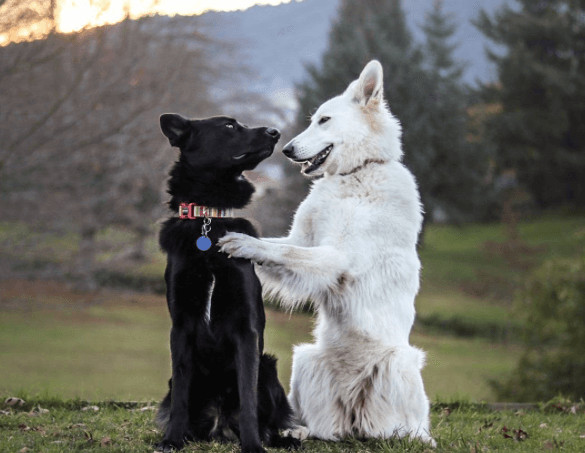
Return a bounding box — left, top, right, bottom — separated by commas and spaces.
0, 0, 297, 44
58, 0, 297, 32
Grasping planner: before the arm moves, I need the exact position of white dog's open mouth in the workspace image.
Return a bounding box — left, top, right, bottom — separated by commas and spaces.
301, 144, 333, 174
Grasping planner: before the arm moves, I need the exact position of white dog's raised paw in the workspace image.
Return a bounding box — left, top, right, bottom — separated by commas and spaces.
282, 426, 310, 441
217, 232, 251, 256
218, 232, 268, 263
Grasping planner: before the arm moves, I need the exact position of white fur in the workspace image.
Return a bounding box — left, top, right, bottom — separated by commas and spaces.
219, 60, 434, 445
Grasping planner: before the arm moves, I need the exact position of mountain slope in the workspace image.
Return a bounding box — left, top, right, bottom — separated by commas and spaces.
202, 0, 514, 88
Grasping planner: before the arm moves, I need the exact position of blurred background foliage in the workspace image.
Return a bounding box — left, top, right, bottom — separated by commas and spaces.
1, 0, 584, 403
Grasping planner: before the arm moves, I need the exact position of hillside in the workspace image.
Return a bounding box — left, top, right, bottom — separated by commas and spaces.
201, 0, 514, 89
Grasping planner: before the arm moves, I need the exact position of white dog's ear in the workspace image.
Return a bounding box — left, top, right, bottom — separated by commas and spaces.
347, 60, 384, 106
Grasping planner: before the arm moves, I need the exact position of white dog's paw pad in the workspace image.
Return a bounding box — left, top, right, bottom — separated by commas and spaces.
282, 426, 310, 441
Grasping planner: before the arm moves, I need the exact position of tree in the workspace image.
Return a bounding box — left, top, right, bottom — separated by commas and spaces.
0, 9, 221, 284
295, 0, 489, 228
419, 0, 492, 223
492, 257, 585, 401
0, 4, 291, 284
476, 0, 585, 208
296, 0, 422, 129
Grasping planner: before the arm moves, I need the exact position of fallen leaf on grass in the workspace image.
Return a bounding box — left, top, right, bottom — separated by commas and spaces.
501, 426, 528, 441
69, 423, 87, 429
28, 406, 49, 416
17, 424, 47, 436
81, 405, 100, 412
539, 423, 548, 428
131, 405, 156, 412
100, 436, 112, 447
19, 448, 30, 453
5, 397, 26, 407
514, 429, 528, 441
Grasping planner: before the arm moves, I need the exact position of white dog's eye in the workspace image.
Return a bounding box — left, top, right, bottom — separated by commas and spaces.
225, 123, 234, 129
318, 116, 331, 125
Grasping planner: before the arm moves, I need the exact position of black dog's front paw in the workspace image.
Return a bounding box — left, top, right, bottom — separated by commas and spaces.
241, 446, 267, 453
269, 434, 302, 450
155, 442, 176, 453
155, 437, 186, 452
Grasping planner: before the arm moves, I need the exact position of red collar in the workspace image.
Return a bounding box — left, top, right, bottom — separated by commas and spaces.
178, 203, 233, 219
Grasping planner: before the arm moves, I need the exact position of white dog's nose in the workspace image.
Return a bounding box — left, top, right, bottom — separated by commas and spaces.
283, 141, 295, 157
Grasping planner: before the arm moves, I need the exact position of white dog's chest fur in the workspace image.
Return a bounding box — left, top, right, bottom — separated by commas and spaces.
288, 162, 422, 347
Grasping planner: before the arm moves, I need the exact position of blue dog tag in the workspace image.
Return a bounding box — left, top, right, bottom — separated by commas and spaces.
196, 236, 212, 251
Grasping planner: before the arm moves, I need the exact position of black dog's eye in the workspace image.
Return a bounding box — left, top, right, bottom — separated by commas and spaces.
225, 123, 234, 129
318, 116, 331, 125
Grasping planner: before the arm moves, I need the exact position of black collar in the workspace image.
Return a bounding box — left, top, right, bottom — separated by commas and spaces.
339, 159, 387, 177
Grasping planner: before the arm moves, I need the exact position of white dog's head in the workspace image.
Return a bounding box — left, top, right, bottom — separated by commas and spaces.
283, 60, 403, 177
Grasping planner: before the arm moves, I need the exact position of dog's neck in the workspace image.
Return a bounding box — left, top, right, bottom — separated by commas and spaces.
167, 159, 255, 212
339, 158, 387, 177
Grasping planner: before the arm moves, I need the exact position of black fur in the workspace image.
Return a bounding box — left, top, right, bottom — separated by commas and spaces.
156, 114, 299, 453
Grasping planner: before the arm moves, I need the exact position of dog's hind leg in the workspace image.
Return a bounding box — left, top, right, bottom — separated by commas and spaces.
287, 343, 342, 441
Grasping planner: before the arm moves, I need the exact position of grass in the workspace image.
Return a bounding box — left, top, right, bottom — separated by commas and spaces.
0, 280, 520, 402
419, 213, 585, 298
1, 397, 584, 452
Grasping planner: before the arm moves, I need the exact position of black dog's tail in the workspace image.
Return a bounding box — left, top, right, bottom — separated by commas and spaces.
258, 354, 300, 438
156, 379, 172, 430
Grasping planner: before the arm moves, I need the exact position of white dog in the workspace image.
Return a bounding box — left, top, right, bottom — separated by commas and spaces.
219, 60, 434, 445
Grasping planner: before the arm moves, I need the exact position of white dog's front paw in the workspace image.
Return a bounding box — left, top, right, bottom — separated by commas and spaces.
218, 232, 262, 261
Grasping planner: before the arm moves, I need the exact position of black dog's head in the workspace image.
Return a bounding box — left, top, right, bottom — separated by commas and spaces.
160, 113, 280, 210
160, 114, 280, 172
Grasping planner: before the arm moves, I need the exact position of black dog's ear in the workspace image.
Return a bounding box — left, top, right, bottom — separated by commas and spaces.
160, 113, 192, 147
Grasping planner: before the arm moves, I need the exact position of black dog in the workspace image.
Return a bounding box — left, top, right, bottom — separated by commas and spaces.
156, 114, 299, 453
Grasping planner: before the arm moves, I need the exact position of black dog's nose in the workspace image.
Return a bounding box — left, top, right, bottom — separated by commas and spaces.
282, 143, 294, 157
265, 127, 280, 139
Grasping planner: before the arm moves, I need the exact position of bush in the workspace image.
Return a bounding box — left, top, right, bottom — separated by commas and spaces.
492, 257, 585, 401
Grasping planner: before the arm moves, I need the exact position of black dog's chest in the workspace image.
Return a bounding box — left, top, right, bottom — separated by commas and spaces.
160, 217, 256, 256
160, 216, 263, 335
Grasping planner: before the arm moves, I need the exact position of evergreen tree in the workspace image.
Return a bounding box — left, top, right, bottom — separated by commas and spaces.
295, 0, 488, 225
476, 0, 585, 208
419, 0, 491, 222
296, 0, 422, 129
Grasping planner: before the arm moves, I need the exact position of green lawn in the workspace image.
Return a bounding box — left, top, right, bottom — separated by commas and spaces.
0, 281, 519, 402
1, 397, 584, 452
